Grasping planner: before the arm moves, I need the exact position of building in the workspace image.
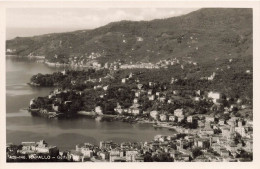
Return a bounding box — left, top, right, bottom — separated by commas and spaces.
150, 111, 158, 120
114, 104, 123, 114
218, 119, 225, 125
220, 148, 230, 158
21, 142, 36, 152
194, 138, 210, 149
109, 149, 121, 162
159, 97, 166, 102
99, 151, 109, 160
187, 116, 193, 123
70, 150, 84, 162
95, 106, 103, 115
169, 115, 176, 122
122, 78, 126, 83
131, 108, 141, 116
76, 143, 94, 158
126, 150, 138, 162
174, 109, 184, 117
148, 95, 155, 101
100, 141, 114, 150
178, 115, 185, 122
208, 91, 220, 104
159, 114, 167, 122
135, 92, 140, 97
205, 115, 215, 123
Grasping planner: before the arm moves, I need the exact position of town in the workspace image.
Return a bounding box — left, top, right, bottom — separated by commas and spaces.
7, 120, 253, 163
7, 63, 252, 162
5, 7, 254, 163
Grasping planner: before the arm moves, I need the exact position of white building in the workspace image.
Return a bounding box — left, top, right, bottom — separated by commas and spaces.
150, 111, 158, 120
126, 151, 138, 162
149, 95, 155, 101
174, 109, 184, 117
95, 106, 103, 115
169, 115, 176, 122
122, 78, 126, 83
208, 91, 220, 104
187, 116, 193, 123
159, 114, 167, 122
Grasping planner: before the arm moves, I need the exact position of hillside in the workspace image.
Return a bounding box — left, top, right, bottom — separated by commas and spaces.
6, 8, 253, 99
6, 8, 252, 65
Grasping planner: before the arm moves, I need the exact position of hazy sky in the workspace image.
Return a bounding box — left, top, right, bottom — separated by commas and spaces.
6, 8, 198, 39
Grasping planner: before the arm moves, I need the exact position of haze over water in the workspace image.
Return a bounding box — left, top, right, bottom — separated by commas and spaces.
6, 59, 175, 150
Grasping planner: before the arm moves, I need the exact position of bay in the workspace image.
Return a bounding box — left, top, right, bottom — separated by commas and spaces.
6, 59, 175, 151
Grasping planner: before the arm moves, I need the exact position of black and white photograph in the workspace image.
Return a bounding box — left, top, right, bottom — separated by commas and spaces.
1, 0, 259, 167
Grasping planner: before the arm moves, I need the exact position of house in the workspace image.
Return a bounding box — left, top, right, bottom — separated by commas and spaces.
175, 154, 190, 162
99, 151, 109, 160
134, 155, 144, 162
133, 98, 138, 104
114, 104, 123, 114
137, 84, 143, 90
173, 90, 178, 95
125, 150, 138, 162
52, 104, 59, 112
92, 62, 101, 68
156, 92, 160, 96
95, 106, 103, 115
148, 95, 155, 101
159, 114, 167, 122
187, 116, 193, 123
109, 149, 121, 162
167, 99, 172, 104
220, 148, 229, 157
21, 142, 36, 152
132, 108, 141, 116
100, 141, 113, 149
194, 97, 200, 101
235, 126, 246, 137
64, 101, 72, 105
29, 99, 35, 107
174, 109, 184, 117
169, 115, 176, 122
148, 89, 153, 95
70, 150, 84, 162
61, 69, 67, 75
178, 115, 185, 122
122, 78, 126, 83
137, 37, 143, 42
208, 91, 220, 104
205, 115, 215, 123
71, 80, 76, 85
76, 143, 94, 158
103, 85, 109, 91
220, 127, 230, 139
200, 126, 214, 135
150, 111, 158, 120
159, 97, 166, 102
135, 91, 140, 97
194, 138, 210, 149
169, 150, 181, 159
218, 119, 225, 125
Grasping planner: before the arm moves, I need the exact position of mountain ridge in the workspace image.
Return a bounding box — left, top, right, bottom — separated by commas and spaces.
6, 8, 252, 66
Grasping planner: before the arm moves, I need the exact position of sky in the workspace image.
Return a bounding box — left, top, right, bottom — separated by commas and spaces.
6, 8, 198, 39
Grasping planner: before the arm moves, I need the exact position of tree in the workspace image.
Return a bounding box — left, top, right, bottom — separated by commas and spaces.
192, 147, 203, 159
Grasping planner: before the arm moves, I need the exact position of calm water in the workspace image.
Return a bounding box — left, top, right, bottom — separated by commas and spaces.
6, 59, 174, 150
